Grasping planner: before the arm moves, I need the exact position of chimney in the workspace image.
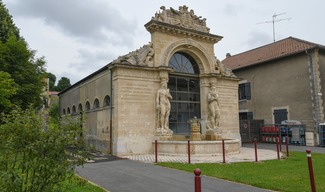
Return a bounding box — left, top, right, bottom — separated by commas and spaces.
226, 53, 231, 58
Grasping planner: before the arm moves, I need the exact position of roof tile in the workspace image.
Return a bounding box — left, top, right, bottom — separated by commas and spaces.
222, 37, 325, 70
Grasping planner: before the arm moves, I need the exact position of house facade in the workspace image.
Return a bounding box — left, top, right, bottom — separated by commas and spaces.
222, 37, 325, 146
59, 6, 240, 156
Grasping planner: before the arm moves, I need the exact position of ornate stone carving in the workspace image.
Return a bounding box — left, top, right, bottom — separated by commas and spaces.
152, 5, 210, 33
214, 57, 236, 78
112, 42, 154, 66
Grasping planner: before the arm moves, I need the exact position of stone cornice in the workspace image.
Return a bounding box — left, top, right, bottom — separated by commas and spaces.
145, 20, 223, 44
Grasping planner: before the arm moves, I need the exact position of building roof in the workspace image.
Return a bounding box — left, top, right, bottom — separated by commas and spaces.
222, 37, 325, 70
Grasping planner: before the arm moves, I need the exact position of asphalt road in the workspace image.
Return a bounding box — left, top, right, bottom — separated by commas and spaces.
76, 143, 325, 192
76, 158, 273, 192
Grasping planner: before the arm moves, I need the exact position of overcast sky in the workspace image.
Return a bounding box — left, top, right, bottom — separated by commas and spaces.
3, 0, 325, 84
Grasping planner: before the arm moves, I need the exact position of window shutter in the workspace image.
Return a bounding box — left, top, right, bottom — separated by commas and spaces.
245, 82, 251, 100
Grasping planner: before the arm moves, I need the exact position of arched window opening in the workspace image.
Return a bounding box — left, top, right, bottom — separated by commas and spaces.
85, 101, 90, 111
78, 103, 83, 113
72, 105, 76, 114
93, 99, 100, 109
63, 109, 66, 115
168, 52, 199, 74
103, 95, 110, 106
67, 107, 71, 114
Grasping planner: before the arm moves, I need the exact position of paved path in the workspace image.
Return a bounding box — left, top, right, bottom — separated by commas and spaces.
76, 158, 273, 192
76, 143, 325, 192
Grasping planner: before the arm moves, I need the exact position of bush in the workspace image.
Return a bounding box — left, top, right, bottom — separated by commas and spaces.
0, 107, 89, 192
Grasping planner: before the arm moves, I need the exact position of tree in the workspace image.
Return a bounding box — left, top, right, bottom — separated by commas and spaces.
0, 1, 46, 111
0, 107, 89, 192
0, 71, 17, 110
56, 77, 71, 92
0, 1, 20, 43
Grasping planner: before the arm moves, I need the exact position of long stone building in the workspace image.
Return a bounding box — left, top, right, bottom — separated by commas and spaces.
59, 6, 240, 155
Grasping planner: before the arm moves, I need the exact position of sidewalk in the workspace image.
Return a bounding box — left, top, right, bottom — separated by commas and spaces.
121, 147, 278, 163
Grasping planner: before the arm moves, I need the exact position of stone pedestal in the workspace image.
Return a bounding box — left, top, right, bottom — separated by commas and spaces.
189, 117, 202, 141
155, 128, 173, 141
205, 129, 222, 140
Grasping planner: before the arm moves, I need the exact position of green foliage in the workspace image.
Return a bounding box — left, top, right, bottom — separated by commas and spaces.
55, 77, 71, 92
158, 152, 325, 192
60, 175, 106, 192
48, 102, 60, 124
0, 2, 46, 112
0, 1, 20, 43
0, 107, 89, 192
0, 71, 17, 110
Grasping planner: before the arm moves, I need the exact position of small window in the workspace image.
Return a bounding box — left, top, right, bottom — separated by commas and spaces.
78, 103, 83, 112
103, 95, 110, 106
93, 99, 100, 109
67, 107, 71, 114
239, 82, 251, 100
63, 109, 66, 115
85, 101, 90, 111
72, 105, 76, 114
239, 112, 253, 120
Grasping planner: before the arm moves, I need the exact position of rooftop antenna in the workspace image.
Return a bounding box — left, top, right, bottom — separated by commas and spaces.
257, 13, 291, 42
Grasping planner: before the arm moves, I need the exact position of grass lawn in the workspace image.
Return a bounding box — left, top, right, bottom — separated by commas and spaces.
60, 174, 106, 192
158, 152, 325, 192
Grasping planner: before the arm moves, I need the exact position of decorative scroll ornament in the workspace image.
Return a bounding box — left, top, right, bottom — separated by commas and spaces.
112, 42, 154, 66
152, 5, 210, 33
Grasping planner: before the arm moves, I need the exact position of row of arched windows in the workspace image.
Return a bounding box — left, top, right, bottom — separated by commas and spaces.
62, 95, 111, 115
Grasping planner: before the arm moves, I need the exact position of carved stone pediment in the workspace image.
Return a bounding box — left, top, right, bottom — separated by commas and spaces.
112, 42, 154, 66
152, 5, 210, 33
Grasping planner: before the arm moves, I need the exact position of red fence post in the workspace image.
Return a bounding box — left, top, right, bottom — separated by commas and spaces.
306, 149, 316, 192
254, 138, 258, 162
155, 140, 158, 163
276, 137, 280, 160
222, 139, 225, 163
188, 140, 191, 164
286, 136, 289, 157
194, 168, 201, 192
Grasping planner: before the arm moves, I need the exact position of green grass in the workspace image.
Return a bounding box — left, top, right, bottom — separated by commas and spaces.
60, 174, 107, 192
158, 152, 325, 192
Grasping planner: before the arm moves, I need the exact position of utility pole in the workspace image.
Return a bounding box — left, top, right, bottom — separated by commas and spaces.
257, 13, 291, 42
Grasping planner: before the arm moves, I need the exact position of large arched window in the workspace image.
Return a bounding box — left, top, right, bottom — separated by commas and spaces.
168, 52, 201, 134
168, 52, 199, 74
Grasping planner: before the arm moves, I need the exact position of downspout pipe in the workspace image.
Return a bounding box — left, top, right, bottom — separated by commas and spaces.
306, 50, 319, 146
109, 65, 113, 155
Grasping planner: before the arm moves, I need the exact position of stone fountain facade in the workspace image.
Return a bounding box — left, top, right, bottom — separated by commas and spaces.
59, 5, 240, 156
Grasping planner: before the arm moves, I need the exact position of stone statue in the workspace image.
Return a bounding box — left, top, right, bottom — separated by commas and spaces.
214, 57, 236, 78
156, 81, 172, 129
207, 84, 220, 129
112, 42, 154, 66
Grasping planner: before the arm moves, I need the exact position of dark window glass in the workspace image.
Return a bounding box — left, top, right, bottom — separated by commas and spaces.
168, 52, 199, 74
239, 82, 251, 100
